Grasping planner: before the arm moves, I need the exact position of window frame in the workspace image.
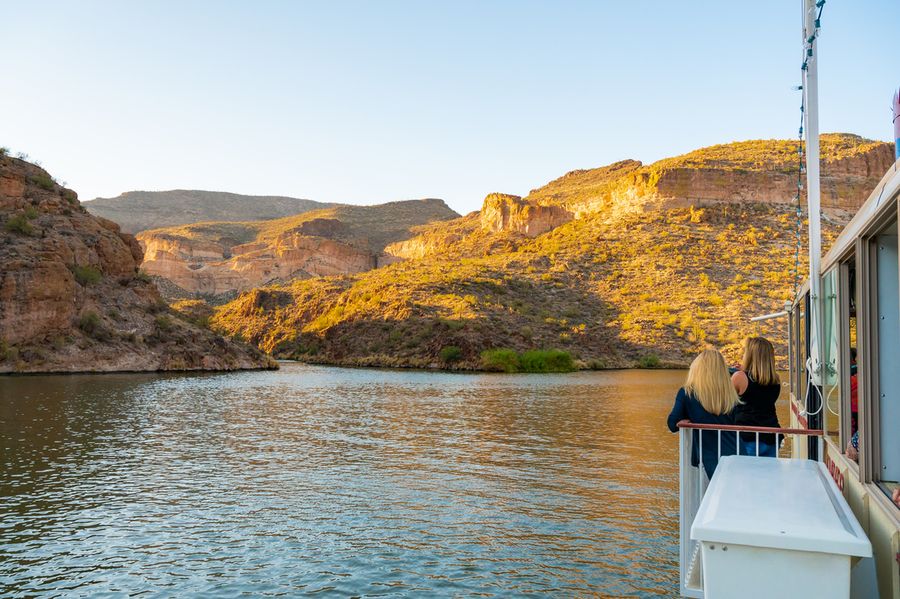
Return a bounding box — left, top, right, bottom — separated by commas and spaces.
837, 258, 856, 475
855, 197, 899, 492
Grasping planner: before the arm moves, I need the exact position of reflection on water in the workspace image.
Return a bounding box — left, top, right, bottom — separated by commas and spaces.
1, 364, 686, 596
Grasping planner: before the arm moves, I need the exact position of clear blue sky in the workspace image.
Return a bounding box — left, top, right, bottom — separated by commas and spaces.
1, 1, 895, 214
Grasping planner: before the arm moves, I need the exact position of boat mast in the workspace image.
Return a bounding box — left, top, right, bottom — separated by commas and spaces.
802, 0, 824, 380
893, 88, 900, 160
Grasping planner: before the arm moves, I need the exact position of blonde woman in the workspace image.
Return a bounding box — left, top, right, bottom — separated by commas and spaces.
731, 337, 782, 457
667, 349, 740, 478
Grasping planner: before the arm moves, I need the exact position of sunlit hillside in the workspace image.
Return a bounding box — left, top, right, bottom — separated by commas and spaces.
208, 134, 893, 370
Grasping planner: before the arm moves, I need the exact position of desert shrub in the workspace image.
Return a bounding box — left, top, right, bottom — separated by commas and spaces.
439, 318, 465, 331
587, 358, 607, 370
24, 206, 38, 219
638, 354, 661, 368
519, 349, 575, 373
0, 147, 8, 157
439, 345, 462, 363
155, 315, 173, 331
146, 300, 168, 314
481, 348, 520, 373
5, 214, 34, 236
73, 265, 102, 286
77, 311, 108, 340
30, 173, 54, 191
0, 338, 10, 361
134, 269, 152, 283
62, 189, 78, 204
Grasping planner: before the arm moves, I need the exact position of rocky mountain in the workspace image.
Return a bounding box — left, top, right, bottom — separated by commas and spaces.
85, 190, 335, 234
0, 153, 275, 373
209, 134, 894, 370
137, 199, 460, 302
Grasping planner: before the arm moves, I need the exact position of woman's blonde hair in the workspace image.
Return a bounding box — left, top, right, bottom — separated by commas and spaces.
742, 337, 780, 386
685, 349, 739, 415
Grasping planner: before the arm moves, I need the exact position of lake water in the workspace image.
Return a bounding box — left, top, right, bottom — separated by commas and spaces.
1, 363, 688, 597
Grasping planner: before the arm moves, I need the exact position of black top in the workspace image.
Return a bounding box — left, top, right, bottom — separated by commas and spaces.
733, 372, 781, 444
667, 388, 737, 479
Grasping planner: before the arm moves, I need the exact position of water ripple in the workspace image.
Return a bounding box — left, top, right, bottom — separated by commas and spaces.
0, 365, 684, 597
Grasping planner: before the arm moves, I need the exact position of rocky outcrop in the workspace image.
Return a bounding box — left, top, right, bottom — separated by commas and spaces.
139, 230, 375, 298
383, 233, 463, 261
652, 153, 894, 210
527, 135, 895, 219
480, 193, 573, 237
640, 135, 895, 211
0, 156, 275, 373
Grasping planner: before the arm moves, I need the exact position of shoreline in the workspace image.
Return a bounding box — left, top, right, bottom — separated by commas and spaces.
0, 358, 689, 377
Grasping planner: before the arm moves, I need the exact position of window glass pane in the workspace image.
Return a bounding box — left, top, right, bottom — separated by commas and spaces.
798, 296, 808, 405
822, 269, 841, 448
847, 261, 859, 462
875, 225, 900, 498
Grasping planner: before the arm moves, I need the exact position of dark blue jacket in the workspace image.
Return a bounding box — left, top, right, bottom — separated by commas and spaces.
667, 388, 737, 479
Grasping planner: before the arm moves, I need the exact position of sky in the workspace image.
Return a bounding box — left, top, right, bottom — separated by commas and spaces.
1, 1, 896, 215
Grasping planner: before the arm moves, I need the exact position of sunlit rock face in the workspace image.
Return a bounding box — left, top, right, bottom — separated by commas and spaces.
133, 199, 460, 302
138, 230, 376, 298
651, 145, 895, 210
0, 155, 273, 373
480, 193, 573, 237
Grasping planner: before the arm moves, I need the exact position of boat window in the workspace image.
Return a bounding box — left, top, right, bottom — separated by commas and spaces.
844, 259, 859, 461
873, 222, 900, 503
797, 294, 808, 409
822, 268, 841, 449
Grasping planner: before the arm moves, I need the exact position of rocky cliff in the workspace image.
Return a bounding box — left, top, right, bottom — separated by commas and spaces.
479, 193, 573, 236
211, 134, 894, 370
137, 199, 459, 302
85, 189, 335, 234
385, 134, 895, 264
534, 133, 894, 217
0, 154, 275, 373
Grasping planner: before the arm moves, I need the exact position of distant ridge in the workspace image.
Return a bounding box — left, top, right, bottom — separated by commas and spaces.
85, 189, 337, 233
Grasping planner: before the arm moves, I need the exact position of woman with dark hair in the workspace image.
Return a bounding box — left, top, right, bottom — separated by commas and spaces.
731, 337, 782, 457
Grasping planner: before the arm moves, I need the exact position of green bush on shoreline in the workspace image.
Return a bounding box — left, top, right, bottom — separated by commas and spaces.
480, 348, 575, 373
439, 345, 462, 363
481, 348, 520, 372
637, 354, 661, 368
519, 349, 575, 372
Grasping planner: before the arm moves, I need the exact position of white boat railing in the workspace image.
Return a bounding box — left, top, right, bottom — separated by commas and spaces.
675, 420, 824, 598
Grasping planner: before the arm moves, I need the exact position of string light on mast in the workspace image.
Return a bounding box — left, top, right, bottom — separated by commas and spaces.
792, 0, 825, 295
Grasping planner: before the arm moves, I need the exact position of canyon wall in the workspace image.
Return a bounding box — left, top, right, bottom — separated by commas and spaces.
136, 200, 460, 301
140, 230, 376, 298
0, 155, 274, 373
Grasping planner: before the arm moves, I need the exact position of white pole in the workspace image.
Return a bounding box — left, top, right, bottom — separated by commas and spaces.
803, 0, 824, 382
